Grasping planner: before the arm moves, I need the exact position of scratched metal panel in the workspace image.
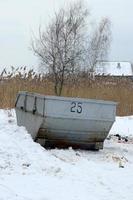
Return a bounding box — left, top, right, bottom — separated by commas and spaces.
41, 117, 113, 132
15, 93, 25, 108
15, 109, 43, 139
40, 117, 114, 143
44, 98, 116, 121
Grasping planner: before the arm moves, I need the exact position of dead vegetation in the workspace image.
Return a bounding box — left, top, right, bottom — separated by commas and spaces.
0, 67, 133, 116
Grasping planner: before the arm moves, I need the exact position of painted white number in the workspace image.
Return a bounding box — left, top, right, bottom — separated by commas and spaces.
70, 102, 82, 113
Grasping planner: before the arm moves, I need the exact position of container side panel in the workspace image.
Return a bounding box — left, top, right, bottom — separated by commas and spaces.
16, 109, 43, 140
26, 96, 34, 112
41, 117, 113, 133
16, 94, 25, 108
45, 99, 116, 121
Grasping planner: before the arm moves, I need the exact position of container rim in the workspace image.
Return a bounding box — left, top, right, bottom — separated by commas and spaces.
17, 91, 118, 105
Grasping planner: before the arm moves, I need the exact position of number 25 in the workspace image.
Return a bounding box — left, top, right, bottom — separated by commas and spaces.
70, 102, 82, 113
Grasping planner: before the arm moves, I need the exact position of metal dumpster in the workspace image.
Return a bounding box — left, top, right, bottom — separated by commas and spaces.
15, 91, 117, 150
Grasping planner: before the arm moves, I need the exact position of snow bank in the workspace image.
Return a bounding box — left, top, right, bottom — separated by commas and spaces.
0, 109, 133, 200
110, 115, 133, 136
0, 109, 64, 175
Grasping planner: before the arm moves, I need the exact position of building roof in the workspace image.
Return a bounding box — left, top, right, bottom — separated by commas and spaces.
95, 61, 133, 76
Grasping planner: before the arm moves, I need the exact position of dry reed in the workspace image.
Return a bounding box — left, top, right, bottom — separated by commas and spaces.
0, 67, 133, 116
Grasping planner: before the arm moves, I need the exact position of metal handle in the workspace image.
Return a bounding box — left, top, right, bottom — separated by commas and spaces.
33, 96, 37, 114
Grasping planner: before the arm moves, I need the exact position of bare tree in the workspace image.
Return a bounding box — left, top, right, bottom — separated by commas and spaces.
31, 2, 111, 95
86, 18, 111, 72
31, 1, 88, 96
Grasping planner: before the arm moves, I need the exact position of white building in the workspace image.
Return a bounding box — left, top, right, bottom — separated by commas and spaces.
95, 61, 133, 76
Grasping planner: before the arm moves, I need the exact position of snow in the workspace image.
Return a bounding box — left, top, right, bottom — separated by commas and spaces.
110, 115, 133, 137
0, 66, 39, 78
95, 61, 133, 76
0, 109, 133, 200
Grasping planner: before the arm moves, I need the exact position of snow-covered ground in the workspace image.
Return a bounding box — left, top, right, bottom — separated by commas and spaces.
110, 115, 133, 137
0, 109, 133, 200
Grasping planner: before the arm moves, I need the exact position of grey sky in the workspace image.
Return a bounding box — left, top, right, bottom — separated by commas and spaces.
0, 0, 133, 68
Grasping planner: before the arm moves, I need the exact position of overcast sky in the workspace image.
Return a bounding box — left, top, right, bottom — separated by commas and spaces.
0, 0, 133, 69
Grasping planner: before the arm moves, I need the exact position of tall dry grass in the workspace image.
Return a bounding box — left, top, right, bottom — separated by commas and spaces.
0, 67, 133, 116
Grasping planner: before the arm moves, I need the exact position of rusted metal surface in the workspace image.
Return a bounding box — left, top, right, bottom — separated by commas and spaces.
37, 128, 103, 150
15, 91, 117, 150
36, 127, 104, 150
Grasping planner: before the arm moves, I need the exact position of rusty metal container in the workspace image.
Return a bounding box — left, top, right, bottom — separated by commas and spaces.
15, 91, 117, 150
